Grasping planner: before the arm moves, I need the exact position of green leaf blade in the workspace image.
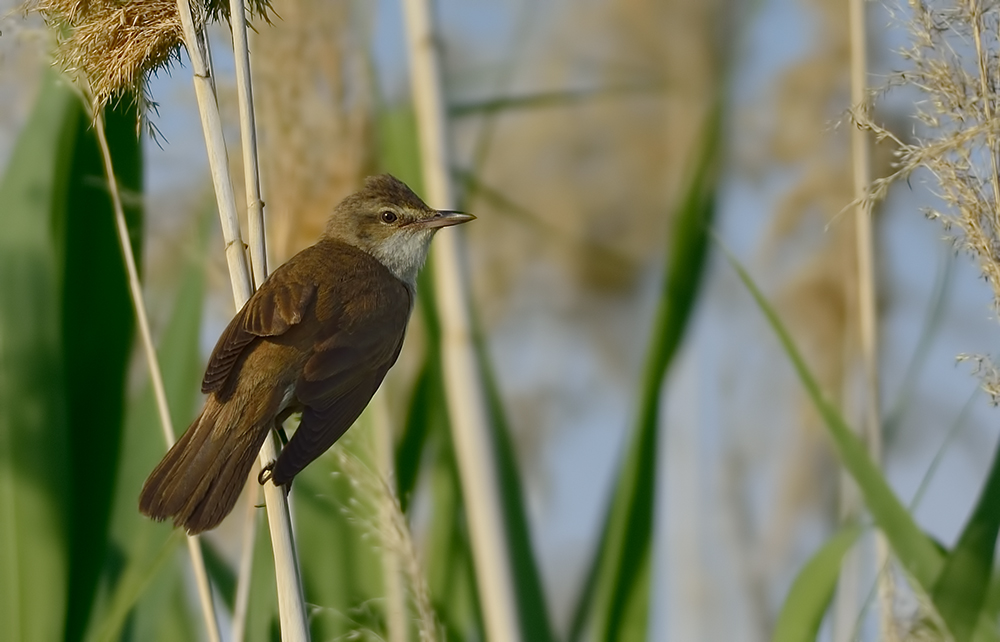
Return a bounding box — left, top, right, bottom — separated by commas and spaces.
718, 241, 945, 600
579, 104, 720, 642
59, 96, 144, 642
773, 526, 861, 642
931, 437, 1000, 642
0, 70, 81, 642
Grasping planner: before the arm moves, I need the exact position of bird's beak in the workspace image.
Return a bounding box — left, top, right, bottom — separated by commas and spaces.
416, 210, 476, 229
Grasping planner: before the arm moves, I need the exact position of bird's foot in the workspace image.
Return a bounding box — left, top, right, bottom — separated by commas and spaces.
257, 462, 292, 495
258, 462, 275, 486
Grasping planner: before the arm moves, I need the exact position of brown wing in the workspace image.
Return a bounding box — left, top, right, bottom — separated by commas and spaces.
270, 373, 384, 485
270, 268, 411, 485
201, 277, 317, 396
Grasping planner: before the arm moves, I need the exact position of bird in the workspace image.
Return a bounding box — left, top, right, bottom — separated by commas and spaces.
139, 174, 474, 534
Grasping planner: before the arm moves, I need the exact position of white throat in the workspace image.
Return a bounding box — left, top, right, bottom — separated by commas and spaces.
368, 229, 434, 288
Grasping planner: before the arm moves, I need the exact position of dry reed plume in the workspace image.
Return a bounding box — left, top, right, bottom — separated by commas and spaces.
855, 0, 1000, 401
29, 0, 270, 109
251, 0, 375, 264
333, 441, 441, 642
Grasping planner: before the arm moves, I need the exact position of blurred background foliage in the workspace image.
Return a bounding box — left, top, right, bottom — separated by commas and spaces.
3, 0, 1000, 640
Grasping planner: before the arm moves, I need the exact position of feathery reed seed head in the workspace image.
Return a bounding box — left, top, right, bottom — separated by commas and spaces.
30, 0, 271, 109
855, 0, 1000, 398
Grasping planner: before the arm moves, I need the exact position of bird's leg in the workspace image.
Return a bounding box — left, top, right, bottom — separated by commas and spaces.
274, 407, 296, 447
257, 411, 295, 493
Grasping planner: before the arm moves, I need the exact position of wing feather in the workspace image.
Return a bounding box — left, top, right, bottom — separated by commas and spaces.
201, 279, 317, 395
272, 274, 410, 483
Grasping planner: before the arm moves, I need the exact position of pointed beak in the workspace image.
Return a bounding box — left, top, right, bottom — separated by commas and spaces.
415, 209, 476, 229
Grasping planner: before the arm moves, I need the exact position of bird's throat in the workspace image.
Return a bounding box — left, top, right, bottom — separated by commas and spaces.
366, 229, 434, 288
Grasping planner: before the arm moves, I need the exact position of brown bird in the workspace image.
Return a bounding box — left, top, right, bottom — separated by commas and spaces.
139, 174, 473, 533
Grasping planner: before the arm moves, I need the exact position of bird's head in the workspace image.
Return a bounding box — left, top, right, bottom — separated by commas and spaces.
323, 174, 474, 286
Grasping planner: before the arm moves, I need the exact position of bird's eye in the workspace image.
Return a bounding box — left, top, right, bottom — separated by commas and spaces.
379, 210, 398, 224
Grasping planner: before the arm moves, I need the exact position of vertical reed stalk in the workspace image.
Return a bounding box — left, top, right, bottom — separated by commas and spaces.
229, 0, 267, 285
401, 1, 522, 640
847, 0, 894, 637
171, 0, 251, 304
171, 0, 308, 635
91, 104, 221, 642
224, 2, 277, 638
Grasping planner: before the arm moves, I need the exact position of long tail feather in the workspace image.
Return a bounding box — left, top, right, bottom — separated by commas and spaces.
139, 397, 270, 534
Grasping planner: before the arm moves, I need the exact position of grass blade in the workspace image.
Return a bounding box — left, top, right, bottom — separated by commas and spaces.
717, 243, 945, 595
408, 287, 486, 641
449, 84, 666, 118
0, 70, 80, 642
89, 530, 185, 642
773, 526, 862, 642
380, 104, 486, 640
421, 233, 555, 642
380, 98, 554, 639
974, 573, 1000, 642
134, 570, 201, 642
930, 435, 1000, 642
575, 103, 720, 642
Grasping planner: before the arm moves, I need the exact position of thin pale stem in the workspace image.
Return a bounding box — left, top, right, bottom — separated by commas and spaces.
172, 0, 252, 304
226, 1, 271, 635
92, 104, 221, 642
850, 0, 880, 463
259, 432, 308, 640
229, 0, 267, 286
401, 1, 521, 641
170, 0, 308, 635
231, 479, 260, 642
848, 0, 894, 639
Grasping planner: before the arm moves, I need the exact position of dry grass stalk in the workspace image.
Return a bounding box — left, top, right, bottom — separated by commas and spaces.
227, 0, 265, 287
847, 0, 898, 636
854, 0, 1000, 401
89, 93, 222, 642
30, 0, 270, 109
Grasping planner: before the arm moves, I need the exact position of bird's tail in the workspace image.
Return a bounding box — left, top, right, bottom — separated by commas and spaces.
139, 397, 271, 534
